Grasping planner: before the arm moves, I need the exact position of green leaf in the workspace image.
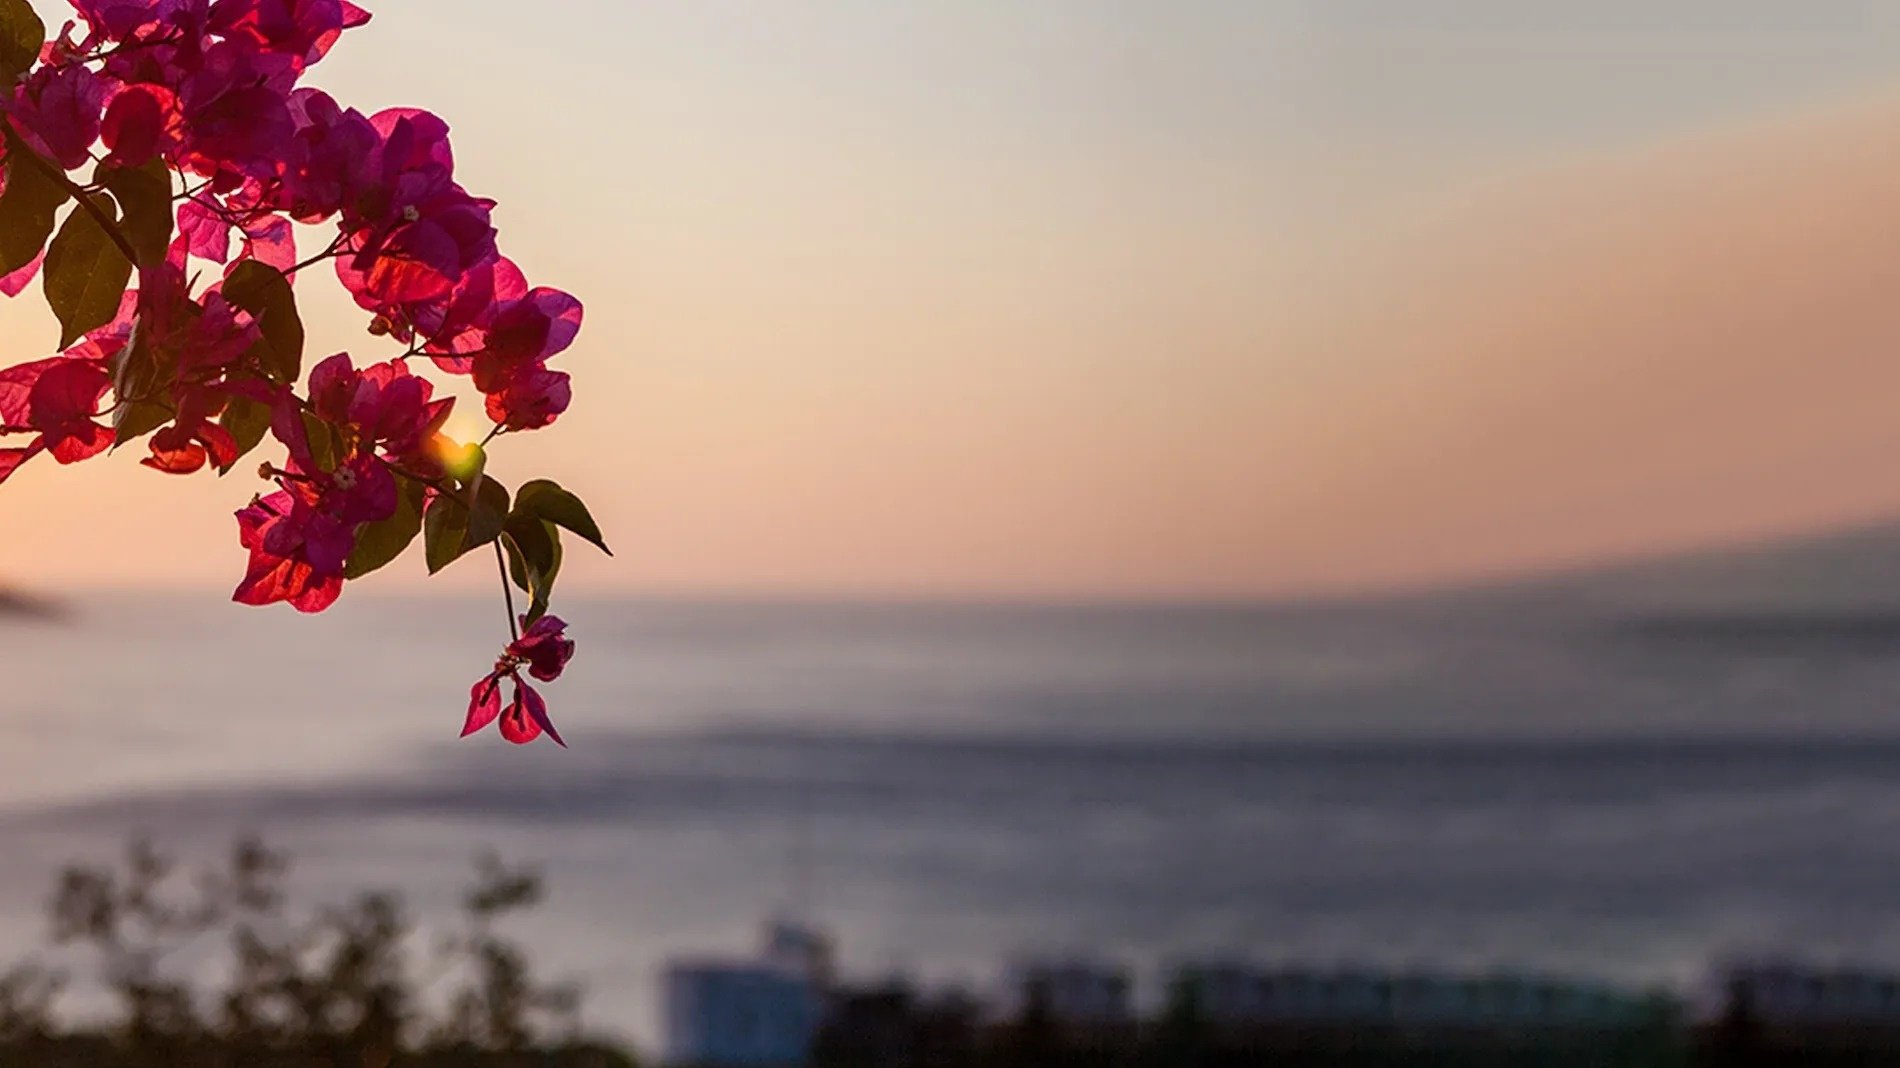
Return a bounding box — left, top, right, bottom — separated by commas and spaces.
217, 394, 272, 473
113, 399, 172, 444
0, 0, 43, 84
44, 194, 134, 349
109, 324, 178, 445
424, 475, 511, 574
299, 412, 341, 473
466, 476, 509, 550
0, 141, 70, 275
346, 477, 427, 579
513, 479, 610, 555
503, 511, 560, 590
98, 161, 172, 266
502, 524, 562, 627
221, 260, 304, 386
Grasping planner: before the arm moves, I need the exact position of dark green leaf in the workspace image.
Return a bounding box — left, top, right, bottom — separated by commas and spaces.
466, 476, 509, 550
217, 394, 272, 473
0, 0, 43, 84
113, 399, 172, 444
345, 477, 427, 579
503, 524, 561, 627
98, 161, 172, 266
503, 513, 557, 584
501, 513, 558, 619
299, 412, 342, 473
45, 194, 134, 348
222, 260, 304, 386
110, 327, 178, 445
424, 476, 511, 574
0, 141, 70, 275
513, 479, 610, 555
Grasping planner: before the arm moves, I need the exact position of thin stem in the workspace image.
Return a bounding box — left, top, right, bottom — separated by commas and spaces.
288, 232, 350, 275
480, 424, 506, 447
494, 540, 520, 642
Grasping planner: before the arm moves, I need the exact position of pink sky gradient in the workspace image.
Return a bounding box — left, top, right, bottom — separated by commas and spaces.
5, 4, 1900, 600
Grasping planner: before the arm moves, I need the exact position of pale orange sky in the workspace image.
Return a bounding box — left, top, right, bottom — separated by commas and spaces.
6, 3, 1900, 599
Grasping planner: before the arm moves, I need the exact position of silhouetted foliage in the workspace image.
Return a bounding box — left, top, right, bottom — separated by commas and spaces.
0, 836, 637, 1067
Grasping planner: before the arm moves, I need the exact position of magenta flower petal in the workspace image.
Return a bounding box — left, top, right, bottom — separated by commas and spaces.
498, 679, 545, 745
462, 673, 502, 737
178, 200, 233, 262
0, 441, 44, 485
0, 250, 44, 298
519, 682, 565, 748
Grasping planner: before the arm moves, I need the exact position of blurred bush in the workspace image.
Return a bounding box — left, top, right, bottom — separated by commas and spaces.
0, 836, 637, 1066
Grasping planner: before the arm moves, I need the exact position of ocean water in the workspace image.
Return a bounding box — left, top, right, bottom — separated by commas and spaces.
7, 592, 1900, 1047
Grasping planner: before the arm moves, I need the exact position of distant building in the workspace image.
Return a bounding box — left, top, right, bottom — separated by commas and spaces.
1169, 962, 1662, 1030
809, 980, 981, 1067
1000, 959, 1132, 1025
661, 921, 832, 1067
1697, 959, 1900, 1027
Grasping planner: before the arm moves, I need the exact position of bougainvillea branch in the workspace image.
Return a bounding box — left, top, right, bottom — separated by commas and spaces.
0, 0, 605, 747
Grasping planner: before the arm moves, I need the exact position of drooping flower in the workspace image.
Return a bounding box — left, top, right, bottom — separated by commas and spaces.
462, 615, 573, 746
506, 614, 574, 682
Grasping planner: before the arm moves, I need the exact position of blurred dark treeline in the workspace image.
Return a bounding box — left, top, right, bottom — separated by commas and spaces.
809, 976, 1684, 1068
808, 973, 1900, 1068
0, 837, 637, 1067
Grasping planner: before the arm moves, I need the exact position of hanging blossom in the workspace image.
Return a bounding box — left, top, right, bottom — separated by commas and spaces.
0, 0, 607, 747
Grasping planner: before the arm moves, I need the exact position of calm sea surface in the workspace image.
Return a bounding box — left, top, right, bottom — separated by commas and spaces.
7, 592, 1900, 1046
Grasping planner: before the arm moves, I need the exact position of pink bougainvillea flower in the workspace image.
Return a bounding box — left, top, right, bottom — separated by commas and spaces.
101, 83, 180, 167
209, 0, 369, 67
142, 420, 240, 474
304, 352, 452, 462
337, 187, 496, 308
484, 365, 570, 431
177, 197, 233, 261
8, 62, 108, 169
277, 87, 378, 221
189, 52, 299, 171
67, 0, 183, 43
240, 212, 296, 272
232, 489, 345, 612
463, 672, 563, 747
184, 290, 260, 373
506, 614, 574, 682
3, 0, 598, 740
499, 679, 561, 745
0, 357, 113, 465
462, 616, 573, 746
483, 286, 584, 366
462, 673, 502, 737
417, 254, 525, 360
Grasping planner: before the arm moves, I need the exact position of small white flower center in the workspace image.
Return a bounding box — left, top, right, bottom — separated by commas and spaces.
401, 205, 421, 223
333, 468, 359, 490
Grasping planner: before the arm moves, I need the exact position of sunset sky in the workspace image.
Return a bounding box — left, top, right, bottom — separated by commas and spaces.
7, 2, 1900, 599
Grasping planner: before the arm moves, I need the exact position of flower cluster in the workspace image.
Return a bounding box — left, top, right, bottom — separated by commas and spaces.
464, 615, 573, 747
0, 0, 603, 747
